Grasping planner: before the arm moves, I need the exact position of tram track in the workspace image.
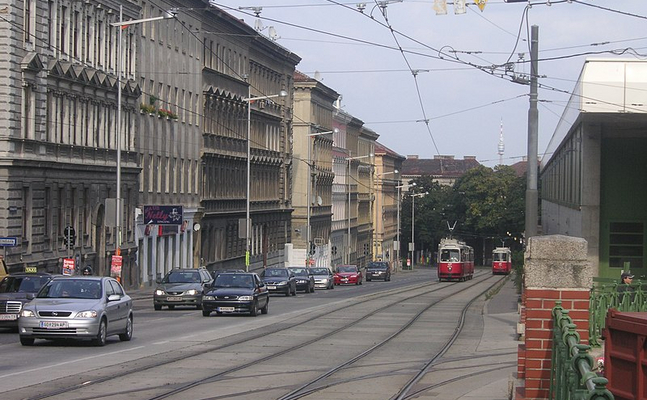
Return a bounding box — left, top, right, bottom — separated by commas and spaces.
14, 272, 482, 400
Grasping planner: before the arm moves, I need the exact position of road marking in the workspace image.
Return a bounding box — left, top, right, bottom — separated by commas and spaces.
0, 346, 145, 379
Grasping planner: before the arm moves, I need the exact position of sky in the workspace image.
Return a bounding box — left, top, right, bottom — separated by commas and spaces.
209, 1, 646, 167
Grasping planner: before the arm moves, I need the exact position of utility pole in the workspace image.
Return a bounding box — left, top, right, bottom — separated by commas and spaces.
525, 25, 539, 239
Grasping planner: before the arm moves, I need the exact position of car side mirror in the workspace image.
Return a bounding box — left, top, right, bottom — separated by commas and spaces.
26, 293, 35, 300
107, 294, 121, 302
155, 278, 162, 284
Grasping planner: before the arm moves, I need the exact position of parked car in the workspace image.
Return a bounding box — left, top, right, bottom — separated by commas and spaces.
153, 268, 213, 310
0, 272, 56, 329
202, 272, 269, 317
366, 261, 391, 281
18, 276, 133, 346
310, 267, 335, 290
260, 267, 297, 296
287, 267, 315, 293
334, 265, 363, 285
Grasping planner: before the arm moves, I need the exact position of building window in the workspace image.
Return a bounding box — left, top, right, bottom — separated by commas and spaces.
609, 222, 644, 271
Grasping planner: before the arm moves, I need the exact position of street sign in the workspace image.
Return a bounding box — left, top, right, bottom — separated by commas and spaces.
111, 255, 123, 278
0, 237, 17, 247
63, 258, 75, 276
143, 205, 183, 225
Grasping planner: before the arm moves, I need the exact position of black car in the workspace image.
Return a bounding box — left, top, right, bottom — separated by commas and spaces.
366, 261, 391, 282
153, 268, 213, 310
0, 272, 56, 329
202, 272, 269, 317
260, 267, 297, 296
287, 267, 315, 293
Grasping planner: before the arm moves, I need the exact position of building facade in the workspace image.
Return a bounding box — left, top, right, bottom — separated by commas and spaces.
540, 59, 647, 279
289, 71, 337, 268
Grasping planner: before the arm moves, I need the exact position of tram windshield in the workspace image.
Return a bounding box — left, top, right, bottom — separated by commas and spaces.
493, 252, 508, 262
440, 249, 460, 262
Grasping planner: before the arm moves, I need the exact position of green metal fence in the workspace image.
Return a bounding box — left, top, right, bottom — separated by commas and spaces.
550, 302, 614, 400
589, 279, 647, 346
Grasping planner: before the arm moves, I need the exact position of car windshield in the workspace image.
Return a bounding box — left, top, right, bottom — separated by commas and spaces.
337, 266, 357, 273
0, 276, 50, 293
214, 274, 254, 288
163, 271, 201, 283
310, 268, 330, 275
368, 263, 387, 270
288, 268, 308, 276
264, 269, 288, 278
38, 279, 102, 299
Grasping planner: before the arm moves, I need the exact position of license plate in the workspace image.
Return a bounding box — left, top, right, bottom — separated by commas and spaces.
218, 307, 235, 312
267, 286, 276, 290
167, 296, 183, 301
0, 314, 17, 321
39, 321, 68, 329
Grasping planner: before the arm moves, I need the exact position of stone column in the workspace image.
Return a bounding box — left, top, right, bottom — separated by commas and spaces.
516, 235, 592, 400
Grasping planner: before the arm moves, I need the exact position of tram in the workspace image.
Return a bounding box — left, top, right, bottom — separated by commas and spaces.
492, 247, 512, 275
437, 238, 474, 282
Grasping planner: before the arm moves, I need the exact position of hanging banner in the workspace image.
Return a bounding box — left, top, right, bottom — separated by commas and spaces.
474, 0, 487, 12
63, 258, 75, 276
111, 255, 123, 278
433, 0, 447, 15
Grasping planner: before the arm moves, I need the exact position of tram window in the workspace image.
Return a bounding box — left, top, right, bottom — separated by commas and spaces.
441, 250, 460, 262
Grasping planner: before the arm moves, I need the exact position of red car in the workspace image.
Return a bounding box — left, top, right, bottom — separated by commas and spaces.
334, 265, 363, 285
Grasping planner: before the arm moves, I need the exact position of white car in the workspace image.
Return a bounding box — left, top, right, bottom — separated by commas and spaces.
18, 276, 133, 346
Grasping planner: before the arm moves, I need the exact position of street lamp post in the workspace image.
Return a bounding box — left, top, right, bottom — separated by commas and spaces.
395, 181, 413, 271
242, 85, 287, 271
345, 153, 373, 264
306, 128, 337, 266
111, 7, 176, 259
410, 190, 427, 269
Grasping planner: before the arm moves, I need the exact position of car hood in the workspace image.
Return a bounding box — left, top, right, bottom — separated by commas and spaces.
335, 272, 358, 277
26, 298, 105, 311
311, 274, 331, 279
0, 293, 33, 301
262, 277, 288, 283
205, 287, 254, 296
157, 283, 202, 292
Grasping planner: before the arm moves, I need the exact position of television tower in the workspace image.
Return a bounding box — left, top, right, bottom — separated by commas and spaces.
498, 118, 505, 166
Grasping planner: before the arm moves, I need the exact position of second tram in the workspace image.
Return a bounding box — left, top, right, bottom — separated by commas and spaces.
492, 247, 512, 275
437, 238, 474, 282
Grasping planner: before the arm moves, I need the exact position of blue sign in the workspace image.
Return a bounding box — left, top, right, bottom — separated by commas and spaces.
143, 205, 183, 225
0, 237, 17, 247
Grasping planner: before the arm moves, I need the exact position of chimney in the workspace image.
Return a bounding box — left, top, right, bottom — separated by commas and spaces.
407, 155, 419, 160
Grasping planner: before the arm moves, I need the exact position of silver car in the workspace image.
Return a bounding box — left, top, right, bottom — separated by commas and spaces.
18, 276, 133, 346
310, 267, 335, 290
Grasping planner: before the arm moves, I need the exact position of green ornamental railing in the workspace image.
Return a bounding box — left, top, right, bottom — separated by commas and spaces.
550, 302, 614, 400
589, 279, 647, 347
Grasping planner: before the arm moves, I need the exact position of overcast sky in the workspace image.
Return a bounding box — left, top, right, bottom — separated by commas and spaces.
210, 1, 646, 167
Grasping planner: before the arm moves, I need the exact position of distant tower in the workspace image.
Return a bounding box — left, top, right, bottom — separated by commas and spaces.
498, 118, 505, 166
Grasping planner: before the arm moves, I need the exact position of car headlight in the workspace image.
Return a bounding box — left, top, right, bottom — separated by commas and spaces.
186, 289, 200, 296
21, 309, 35, 317
351, 275, 357, 278
75, 310, 98, 318
238, 296, 253, 301
203, 295, 215, 301
155, 289, 165, 296
279, 281, 288, 285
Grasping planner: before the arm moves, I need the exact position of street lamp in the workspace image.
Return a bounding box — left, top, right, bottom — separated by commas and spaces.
306, 128, 338, 266
395, 181, 415, 271
410, 190, 427, 269
345, 153, 374, 264
111, 7, 176, 257
242, 85, 287, 271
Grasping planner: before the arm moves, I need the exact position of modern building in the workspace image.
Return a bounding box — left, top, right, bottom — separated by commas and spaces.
540, 59, 647, 279
289, 71, 337, 268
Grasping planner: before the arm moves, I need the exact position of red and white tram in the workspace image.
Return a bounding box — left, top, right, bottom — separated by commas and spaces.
492, 247, 512, 275
437, 238, 474, 282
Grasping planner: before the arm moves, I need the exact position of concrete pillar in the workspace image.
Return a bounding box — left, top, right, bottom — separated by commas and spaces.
516, 235, 592, 400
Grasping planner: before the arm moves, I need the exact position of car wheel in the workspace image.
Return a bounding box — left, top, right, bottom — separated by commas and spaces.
249, 302, 257, 317
119, 315, 133, 342
202, 310, 211, 317
215, 311, 223, 315
261, 299, 269, 314
168, 305, 175, 310
154, 304, 162, 311
92, 319, 107, 347
20, 336, 34, 346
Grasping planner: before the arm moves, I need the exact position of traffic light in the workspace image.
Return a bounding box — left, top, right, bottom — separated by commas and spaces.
63, 226, 76, 249
309, 242, 316, 255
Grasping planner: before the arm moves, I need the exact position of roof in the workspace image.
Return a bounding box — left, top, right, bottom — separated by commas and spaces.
375, 142, 406, 161
401, 156, 481, 178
